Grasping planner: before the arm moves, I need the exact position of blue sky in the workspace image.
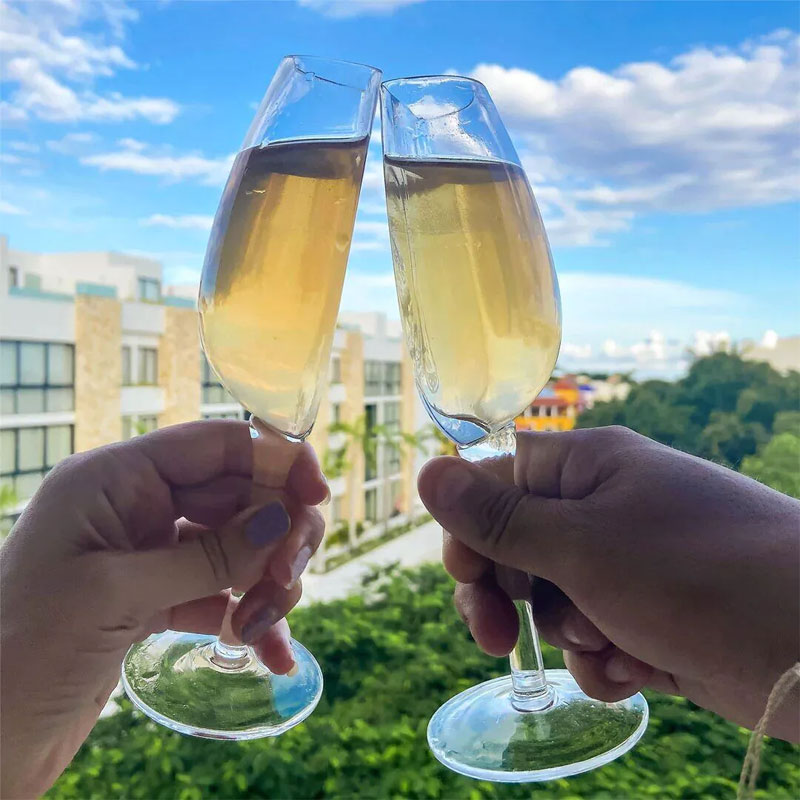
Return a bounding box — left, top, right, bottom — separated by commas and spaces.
1, 0, 798, 376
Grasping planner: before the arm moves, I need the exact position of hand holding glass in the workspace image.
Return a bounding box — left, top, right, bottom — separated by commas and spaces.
122, 56, 380, 740
381, 76, 648, 781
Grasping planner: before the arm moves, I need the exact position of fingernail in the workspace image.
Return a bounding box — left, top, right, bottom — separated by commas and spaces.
605, 653, 633, 683
285, 544, 313, 589
245, 501, 290, 547
241, 606, 280, 643
319, 476, 332, 506
287, 662, 299, 677
434, 463, 474, 511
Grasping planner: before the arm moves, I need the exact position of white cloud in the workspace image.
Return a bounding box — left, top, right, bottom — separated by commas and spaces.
8, 141, 40, 153
46, 131, 98, 153
141, 214, 215, 231
0, 153, 22, 165
0, 0, 179, 124
298, 0, 424, 18
341, 267, 748, 377
468, 30, 800, 246
0, 199, 28, 215
81, 140, 234, 185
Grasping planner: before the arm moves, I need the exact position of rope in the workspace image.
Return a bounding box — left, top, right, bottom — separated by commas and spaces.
737, 662, 800, 800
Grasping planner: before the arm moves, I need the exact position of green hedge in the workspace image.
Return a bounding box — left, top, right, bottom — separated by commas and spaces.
50, 565, 799, 799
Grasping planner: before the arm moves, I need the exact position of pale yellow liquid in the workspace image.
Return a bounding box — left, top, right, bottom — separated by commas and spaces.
385, 157, 561, 429
199, 138, 367, 438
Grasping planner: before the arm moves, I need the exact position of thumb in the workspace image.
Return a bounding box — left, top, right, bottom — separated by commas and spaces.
119, 500, 292, 615
418, 456, 573, 581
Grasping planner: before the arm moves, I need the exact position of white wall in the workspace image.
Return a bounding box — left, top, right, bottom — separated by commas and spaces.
121, 302, 165, 335
0, 295, 75, 342
4, 247, 162, 302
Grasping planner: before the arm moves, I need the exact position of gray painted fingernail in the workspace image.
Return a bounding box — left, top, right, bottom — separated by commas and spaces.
286, 544, 314, 588
245, 502, 290, 547
241, 606, 280, 643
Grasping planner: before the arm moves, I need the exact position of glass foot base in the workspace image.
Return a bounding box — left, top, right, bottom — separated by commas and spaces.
121, 631, 323, 740
427, 669, 648, 782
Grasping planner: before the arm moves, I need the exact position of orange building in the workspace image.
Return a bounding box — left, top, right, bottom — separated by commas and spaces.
516, 376, 583, 432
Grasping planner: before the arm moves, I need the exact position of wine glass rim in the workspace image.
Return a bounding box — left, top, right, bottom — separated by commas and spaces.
285, 54, 381, 75
381, 74, 489, 92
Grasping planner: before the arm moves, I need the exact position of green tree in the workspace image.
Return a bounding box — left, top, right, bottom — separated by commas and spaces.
741, 432, 800, 499
774, 411, 800, 436
578, 354, 800, 468
699, 412, 768, 469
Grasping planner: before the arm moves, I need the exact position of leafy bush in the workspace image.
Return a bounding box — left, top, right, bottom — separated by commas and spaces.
49, 565, 798, 799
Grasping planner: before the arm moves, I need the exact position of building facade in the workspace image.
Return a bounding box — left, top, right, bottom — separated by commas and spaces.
0, 238, 428, 548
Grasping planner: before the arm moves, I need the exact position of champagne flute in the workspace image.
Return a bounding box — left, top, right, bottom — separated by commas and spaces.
122, 56, 381, 740
381, 76, 648, 781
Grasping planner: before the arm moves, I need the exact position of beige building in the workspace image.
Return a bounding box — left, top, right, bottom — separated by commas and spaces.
0, 237, 429, 554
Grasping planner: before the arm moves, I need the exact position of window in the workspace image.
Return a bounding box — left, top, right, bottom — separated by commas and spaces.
0, 341, 75, 414
364, 488, 378, 523
201, 354, 235, 404
383, 401, 401, 429
138, 348, 158, 385
364, 403, 377, 481
330, 357, 342, 384
332, 403, 342, 425
8, 266, 19, 288
384, 362, 402, 395
138, 277, 161, 303
384, 401, 402, 474
0, 425, 73, 501
20, 342, 45, 385
121, 346, 132, 385
364, 361, 383, 395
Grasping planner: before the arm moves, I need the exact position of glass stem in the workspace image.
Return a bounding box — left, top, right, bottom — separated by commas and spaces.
211, 592, 251, 669
457, 424, 553, 712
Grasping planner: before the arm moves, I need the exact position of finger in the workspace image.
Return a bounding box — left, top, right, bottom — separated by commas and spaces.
268, 503, 325, 589
167, 592, 229, 634
515, 427, 637, 499
286, 444, 330, 507
134, 420, 252, 488
454, 578, 519, 657
442, 531, 490, 583
514, 430, 573, 497
250, 423, 328, 506
440, 454, 515, 584
173, 475, 252, 527
564, 647, 653, 703
120, 499, 293, 613
418, 456, 579, 581
531, 579, 609, 652
232, 578, 302, 644
175, 518, 208, 541
252, 617, 295, 675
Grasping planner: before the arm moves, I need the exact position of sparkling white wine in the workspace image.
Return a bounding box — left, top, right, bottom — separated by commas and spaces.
384, 157, 561, 432
200, 138, 368, 438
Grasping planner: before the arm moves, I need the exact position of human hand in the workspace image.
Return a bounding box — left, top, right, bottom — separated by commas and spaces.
0, 420, 327, 799
418, 427, 800, 741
